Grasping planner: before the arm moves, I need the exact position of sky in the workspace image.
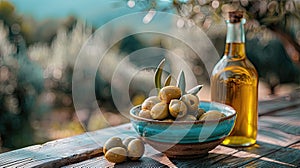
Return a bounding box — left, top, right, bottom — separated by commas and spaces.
10, 0, 141, 26
9, 0, 174, 27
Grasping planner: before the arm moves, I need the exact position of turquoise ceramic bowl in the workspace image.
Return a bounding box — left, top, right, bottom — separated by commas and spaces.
130, 101, 236, 158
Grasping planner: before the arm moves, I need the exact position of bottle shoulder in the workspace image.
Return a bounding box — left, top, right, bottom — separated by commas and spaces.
211, 56, 258, 79
213, 56, 257, 71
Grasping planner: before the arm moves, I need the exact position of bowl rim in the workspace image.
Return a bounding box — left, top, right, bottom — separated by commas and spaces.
130, 100, 236, 125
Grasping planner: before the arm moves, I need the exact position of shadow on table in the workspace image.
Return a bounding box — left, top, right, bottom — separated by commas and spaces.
114, 157, 169, 168
168, 141, 300, 168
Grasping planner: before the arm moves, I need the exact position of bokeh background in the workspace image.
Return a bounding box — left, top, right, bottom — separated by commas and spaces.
0, 0, 300, 152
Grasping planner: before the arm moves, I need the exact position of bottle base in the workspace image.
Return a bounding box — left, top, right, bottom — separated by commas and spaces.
221, 136, 256, 147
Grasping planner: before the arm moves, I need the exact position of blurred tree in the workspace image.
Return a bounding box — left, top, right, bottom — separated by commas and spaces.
247, 37, 300, 94
0, 1, 77, 46
22, 16, 77, 45
0, 1, 20, 26
0, 22, 43, 150
132, 0, 300, 94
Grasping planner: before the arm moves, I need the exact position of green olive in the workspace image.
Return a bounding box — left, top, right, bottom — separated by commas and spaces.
162, 118, 174, 122
178, 114, 197, 121
141, 96, 160, 110
127, 139, 145, 161
122, 137, 135, 149
169, 99, 187, 118
103, 137, 124, 154
181, 94, 199, 113
150, 102, 169, 120
138, 109, 152, 119
105, 147, 127, 163
199, 110, 225, 121
159, 86, 181, 103
195, 108, 206, 119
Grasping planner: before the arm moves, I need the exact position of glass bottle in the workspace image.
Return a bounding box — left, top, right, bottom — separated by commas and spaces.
211, 11, 258, 147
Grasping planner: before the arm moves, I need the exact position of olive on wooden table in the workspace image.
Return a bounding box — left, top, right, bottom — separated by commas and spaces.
105, 147, 127, 163
103, 136, 145, 163
122, 137, 136, 149
103, 137, 124, 154
127, 139, 145, 161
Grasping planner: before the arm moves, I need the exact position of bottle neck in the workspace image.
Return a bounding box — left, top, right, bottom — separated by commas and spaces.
224, 19, 246, 59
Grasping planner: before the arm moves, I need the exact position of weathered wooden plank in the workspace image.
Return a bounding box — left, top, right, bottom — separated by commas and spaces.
65, 117, 300, 168
204, 123, 300, 167
259, 106, 300, 138
64, 127, 244, 168
240, 141, 300, 168
73, 132, 299, 168
0, 124, 138, 168
167, 105, 300, 167
258, 90, 300, 116
156, 145, 241, 168
204, 105, 300, 167
63, 133, 183, 168
197, 140, 296, 168
64, 143, 239, 168
1, 91, 300, 167
65, 143, 300, 168
0, 145, 41, 165
233, 106, 300, 168
63, 145, 172, 168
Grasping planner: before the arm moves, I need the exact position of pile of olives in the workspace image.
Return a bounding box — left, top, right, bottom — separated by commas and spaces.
138, 86, 225, 121
103, 136, 145, 164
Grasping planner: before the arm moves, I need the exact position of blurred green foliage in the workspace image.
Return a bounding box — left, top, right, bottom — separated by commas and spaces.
143, 0, 300, 93
0, 1, 78, 150
0, 1, 130, 150
0, 32, 43, 149
0, 1, 45, 149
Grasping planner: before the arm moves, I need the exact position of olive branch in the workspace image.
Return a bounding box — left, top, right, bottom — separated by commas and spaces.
154, 59, 203, 95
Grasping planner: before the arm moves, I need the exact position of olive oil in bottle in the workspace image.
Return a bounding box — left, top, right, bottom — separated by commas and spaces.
211, 11, 258, 147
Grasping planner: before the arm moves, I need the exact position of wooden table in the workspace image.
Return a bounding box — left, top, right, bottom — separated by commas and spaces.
1, 90, 300, 168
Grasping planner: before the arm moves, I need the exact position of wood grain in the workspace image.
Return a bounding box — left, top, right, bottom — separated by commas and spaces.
258, 91, 300, 116
64, 107, 300, 168
241, 141, 300, 168
1, 91, 300, 168
0, 125, 138, 168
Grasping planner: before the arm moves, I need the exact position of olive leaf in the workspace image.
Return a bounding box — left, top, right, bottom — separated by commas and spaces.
164, 74, 172, 87
154, 59, 165, 91
176, 70, 186, 95
187, 85, 203, 95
